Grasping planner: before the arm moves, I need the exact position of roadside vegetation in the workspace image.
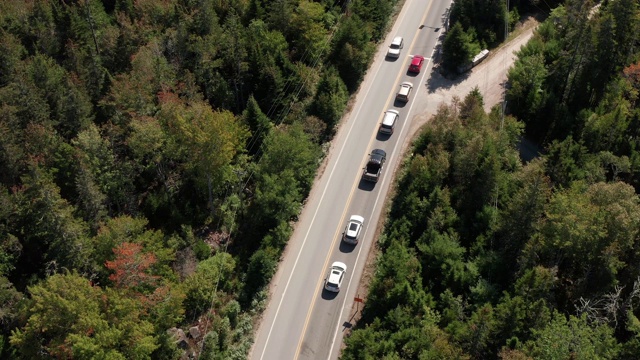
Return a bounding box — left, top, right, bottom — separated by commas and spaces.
0, 0, 401, 358
343, 0, 640, 358
442, 0, 559, 73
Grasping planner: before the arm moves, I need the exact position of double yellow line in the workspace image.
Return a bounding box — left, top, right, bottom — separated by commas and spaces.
292, 0, 437, 358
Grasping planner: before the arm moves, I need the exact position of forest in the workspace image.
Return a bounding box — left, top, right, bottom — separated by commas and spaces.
342, 0, 640, 359
3, 0, 639, 359
0, 0, 400, 358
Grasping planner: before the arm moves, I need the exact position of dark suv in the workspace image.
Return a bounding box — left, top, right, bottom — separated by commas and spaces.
362, 149, 387, 182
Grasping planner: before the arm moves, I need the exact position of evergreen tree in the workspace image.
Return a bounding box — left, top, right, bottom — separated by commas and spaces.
442, 22, 480, 73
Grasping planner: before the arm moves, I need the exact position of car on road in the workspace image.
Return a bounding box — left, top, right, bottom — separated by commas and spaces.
362, 149, 387, 182
324, 262, 347, 292
379, 109, 399, 135
342, 215, 365, 245
409, 55, 425, 73
386, 36, 404, 58
396, 82, 413, 103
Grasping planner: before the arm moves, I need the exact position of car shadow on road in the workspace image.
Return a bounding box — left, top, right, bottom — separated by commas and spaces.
339, 241, 356, 254
385, 55, 399, 62
321, 290, 339, 301
376, 132, 391, 141
357, 179, 376, 191
393, 99, 408, 108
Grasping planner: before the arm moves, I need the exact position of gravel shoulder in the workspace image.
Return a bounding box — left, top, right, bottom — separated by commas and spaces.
410, 15, 540, 140
253, 12, 541, 359
341, 15, 541, 347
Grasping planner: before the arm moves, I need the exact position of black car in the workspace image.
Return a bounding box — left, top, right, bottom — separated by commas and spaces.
362, 149, 387, 182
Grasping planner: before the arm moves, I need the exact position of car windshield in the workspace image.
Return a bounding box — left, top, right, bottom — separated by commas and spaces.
390, 44, 400, 49
349, 223, 358, 232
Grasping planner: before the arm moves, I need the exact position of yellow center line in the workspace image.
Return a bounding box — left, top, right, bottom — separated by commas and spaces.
292, 0, 436, 357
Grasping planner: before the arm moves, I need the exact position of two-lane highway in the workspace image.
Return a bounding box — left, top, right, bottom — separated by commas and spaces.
250, 0, 452, 359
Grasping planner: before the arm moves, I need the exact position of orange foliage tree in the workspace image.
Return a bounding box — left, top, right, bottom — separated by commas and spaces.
105, 242, 158, 290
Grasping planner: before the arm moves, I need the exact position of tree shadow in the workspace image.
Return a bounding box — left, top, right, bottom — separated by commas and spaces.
423, 6, 473, 93
426, 65, 471, 92
517, 136, 542, 163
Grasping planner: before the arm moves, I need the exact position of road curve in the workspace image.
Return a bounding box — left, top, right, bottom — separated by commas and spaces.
250, 0, 453, 359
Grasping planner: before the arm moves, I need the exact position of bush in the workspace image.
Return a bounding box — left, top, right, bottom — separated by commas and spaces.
183, 252, 236, 316
311, 66, 349, 134
241, 246, 279, 307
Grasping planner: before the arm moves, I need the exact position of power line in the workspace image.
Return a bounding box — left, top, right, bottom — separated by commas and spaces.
197, 1, 352, 358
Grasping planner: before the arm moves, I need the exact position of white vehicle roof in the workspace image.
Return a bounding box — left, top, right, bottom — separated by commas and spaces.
331, 261, 347, 271
387, 37, 403, 56
382, 110, 399, 126
327, 262, 347, 284
346, 216, 364, 238
398, 82, 413, 96
349, 215, 364, 224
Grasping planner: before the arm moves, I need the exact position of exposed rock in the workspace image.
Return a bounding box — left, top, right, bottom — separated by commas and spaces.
167, 327, 189, 349
189, 326, 201, 339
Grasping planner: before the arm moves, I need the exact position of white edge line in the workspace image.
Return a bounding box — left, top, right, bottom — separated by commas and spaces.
258, 32, 391, 360
326, 43, 438, 360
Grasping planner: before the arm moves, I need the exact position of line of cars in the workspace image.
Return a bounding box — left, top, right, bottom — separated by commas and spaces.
323, 215, 364, 293
324, 35, 424, 294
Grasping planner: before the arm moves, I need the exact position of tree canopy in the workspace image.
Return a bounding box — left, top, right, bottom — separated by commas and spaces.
0, 0, 401, 357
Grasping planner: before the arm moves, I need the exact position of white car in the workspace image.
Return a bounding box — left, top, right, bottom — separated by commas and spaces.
343, 215, 365, 244
387, 36, 404, 58
379, 110, 399, 135
396, 82, 413, 103
324, 262, 347, 293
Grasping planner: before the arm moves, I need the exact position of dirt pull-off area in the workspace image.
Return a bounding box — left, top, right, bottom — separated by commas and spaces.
410, 16, 541, 139
342, 15, 541, 349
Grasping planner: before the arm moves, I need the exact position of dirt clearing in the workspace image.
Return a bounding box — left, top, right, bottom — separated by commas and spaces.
341, 15, 541, 349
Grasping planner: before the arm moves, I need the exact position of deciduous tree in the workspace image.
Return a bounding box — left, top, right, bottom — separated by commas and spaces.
523, 312, 619, 359
105, 242, 158, 290
10, 272, 158, 359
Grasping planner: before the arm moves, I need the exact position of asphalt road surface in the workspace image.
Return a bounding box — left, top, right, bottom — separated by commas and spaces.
250, 0, 453, 359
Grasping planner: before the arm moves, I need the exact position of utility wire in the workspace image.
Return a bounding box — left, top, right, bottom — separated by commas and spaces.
197, 1, 352, 357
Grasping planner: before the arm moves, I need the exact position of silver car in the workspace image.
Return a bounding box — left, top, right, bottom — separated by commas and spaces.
387, 36, 404, 58
379, 110, 399, 135
396, 82, 413, 103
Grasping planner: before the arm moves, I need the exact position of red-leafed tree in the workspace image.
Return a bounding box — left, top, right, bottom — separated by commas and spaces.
105, 242, 158, 290
623, 61, 640, 91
